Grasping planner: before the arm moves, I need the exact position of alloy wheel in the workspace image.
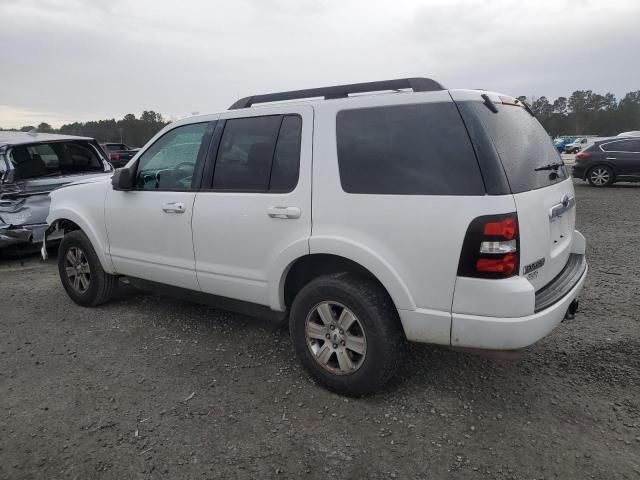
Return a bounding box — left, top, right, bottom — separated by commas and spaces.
64, 246, 91, 294
590, 168, 610, 186
304, 301, 367, 375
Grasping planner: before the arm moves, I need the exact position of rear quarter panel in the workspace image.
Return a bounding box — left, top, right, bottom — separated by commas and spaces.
310, 93, 516, 337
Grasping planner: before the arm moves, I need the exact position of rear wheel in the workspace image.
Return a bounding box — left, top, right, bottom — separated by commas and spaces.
289, 273, 405, 396
58, 230, 117, 307
587, 165, 614, 187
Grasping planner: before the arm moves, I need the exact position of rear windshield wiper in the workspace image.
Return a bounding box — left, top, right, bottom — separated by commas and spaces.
481, 94, 498, 114
534, 162, 564, 171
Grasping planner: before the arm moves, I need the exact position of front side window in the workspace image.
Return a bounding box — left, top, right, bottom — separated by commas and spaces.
135, 122, 208, 190
336, 103, 485, 195
212, 115, 302, 192
10, 141, 104, 180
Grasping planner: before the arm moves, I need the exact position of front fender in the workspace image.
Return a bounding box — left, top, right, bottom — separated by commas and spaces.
45, 181, 114, 274
45, 208, 115, 274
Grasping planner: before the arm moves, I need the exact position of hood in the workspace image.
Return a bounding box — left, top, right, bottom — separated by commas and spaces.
55, 173, 112, 190
1, 171, 112, 195
0, 172, 111, 227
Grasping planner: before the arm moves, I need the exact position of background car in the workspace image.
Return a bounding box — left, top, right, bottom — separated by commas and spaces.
564, 136, 611, 154
572, 137, 640, 186
553, 136, 577, 152
0, 132, 112, 250
564, 137, 590, 153
100, 143, 139, 168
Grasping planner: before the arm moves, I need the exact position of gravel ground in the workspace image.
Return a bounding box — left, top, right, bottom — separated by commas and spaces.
1, 180, 639, 480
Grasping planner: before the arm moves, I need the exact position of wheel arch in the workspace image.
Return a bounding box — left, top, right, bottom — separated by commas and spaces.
275, 241, 416, 313
47, 209, 115, 274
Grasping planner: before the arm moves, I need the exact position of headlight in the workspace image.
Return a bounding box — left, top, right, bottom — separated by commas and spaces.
0, 209, 32, 225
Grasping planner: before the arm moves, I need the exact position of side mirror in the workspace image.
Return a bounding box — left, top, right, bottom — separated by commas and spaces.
112, 167, 134, 191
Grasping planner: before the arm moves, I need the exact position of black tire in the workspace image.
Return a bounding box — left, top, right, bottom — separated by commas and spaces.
57, 230, 117, 307
289, 273, 405, 396
587, 165, 614, 187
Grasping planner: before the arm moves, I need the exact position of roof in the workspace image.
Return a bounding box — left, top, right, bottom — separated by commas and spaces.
0, 131, 94, 147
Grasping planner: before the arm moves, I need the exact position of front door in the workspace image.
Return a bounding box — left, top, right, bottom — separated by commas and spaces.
192, 106, 313, 308
105, 121, 214, 290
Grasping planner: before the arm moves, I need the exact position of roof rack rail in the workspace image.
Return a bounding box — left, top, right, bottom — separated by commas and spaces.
228, 77, 445, 110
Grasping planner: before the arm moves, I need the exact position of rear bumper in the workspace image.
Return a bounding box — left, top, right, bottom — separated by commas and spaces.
0, 222, 62, 248
571, 165, 587, 179
450, 259, 587, 350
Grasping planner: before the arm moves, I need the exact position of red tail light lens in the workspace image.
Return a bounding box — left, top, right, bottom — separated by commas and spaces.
458, 213, 520, 279
476, 254, 517, 276
575, 152, 590, 160
483, 217, 517, 240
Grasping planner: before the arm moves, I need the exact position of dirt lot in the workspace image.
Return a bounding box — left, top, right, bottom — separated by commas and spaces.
1, 180, 639, 480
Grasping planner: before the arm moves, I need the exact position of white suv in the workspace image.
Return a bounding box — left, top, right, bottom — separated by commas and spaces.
43, 78, 588, 396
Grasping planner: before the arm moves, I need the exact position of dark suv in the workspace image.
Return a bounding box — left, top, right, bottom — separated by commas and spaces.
572, 137, 640, 187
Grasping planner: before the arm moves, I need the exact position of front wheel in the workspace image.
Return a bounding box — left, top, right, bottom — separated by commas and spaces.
58, 230, 117, 307
587, 165, 614, 187
289, 273, 405, 396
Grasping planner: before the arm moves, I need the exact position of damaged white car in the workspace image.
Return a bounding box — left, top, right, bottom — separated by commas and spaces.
0, 132, 112, 250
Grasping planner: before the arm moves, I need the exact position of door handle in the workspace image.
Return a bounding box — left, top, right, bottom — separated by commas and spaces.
162, 202, 185, 214
267, 206, 301, 219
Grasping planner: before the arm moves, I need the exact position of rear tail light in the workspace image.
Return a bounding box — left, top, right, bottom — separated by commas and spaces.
458, 213, 520, 279
575, 152, 590, 160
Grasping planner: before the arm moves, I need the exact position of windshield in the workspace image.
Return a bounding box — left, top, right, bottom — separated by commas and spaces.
458, 101, 568, 193
9, 141, 106, 181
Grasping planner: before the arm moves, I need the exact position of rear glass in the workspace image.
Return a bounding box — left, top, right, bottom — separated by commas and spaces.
336, 103, 485, 195
459, 102, 567, 193
9, 141, 105, 180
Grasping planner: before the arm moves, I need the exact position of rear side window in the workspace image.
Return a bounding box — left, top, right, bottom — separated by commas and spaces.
458, 101, 568, 193
212, 115, 301, 192
270, 115, 302, 192
336, 103, 485, 195
601, 140, 639, 152
10, 141, 104, 180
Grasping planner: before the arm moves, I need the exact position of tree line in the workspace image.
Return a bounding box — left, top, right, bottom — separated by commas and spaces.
1, 111, 168, 148
2, 90, 639, 145
517, 90, 640, 137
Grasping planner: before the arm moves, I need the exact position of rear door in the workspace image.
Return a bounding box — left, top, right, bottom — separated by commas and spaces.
192, 105, 312, 308
454, 92, 576, 289
600, 139, 640, 176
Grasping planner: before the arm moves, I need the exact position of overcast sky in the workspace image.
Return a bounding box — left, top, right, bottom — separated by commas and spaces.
1, 0, 638, 128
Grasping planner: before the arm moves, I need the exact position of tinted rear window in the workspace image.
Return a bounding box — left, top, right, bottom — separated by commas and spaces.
336, 103, 485, 195
458, 101, 567, 193
10, 141, 105, 180
601, 139, 640, 152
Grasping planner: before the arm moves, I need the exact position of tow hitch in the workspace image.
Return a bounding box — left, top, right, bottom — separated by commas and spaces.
564, 299, 579, 321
